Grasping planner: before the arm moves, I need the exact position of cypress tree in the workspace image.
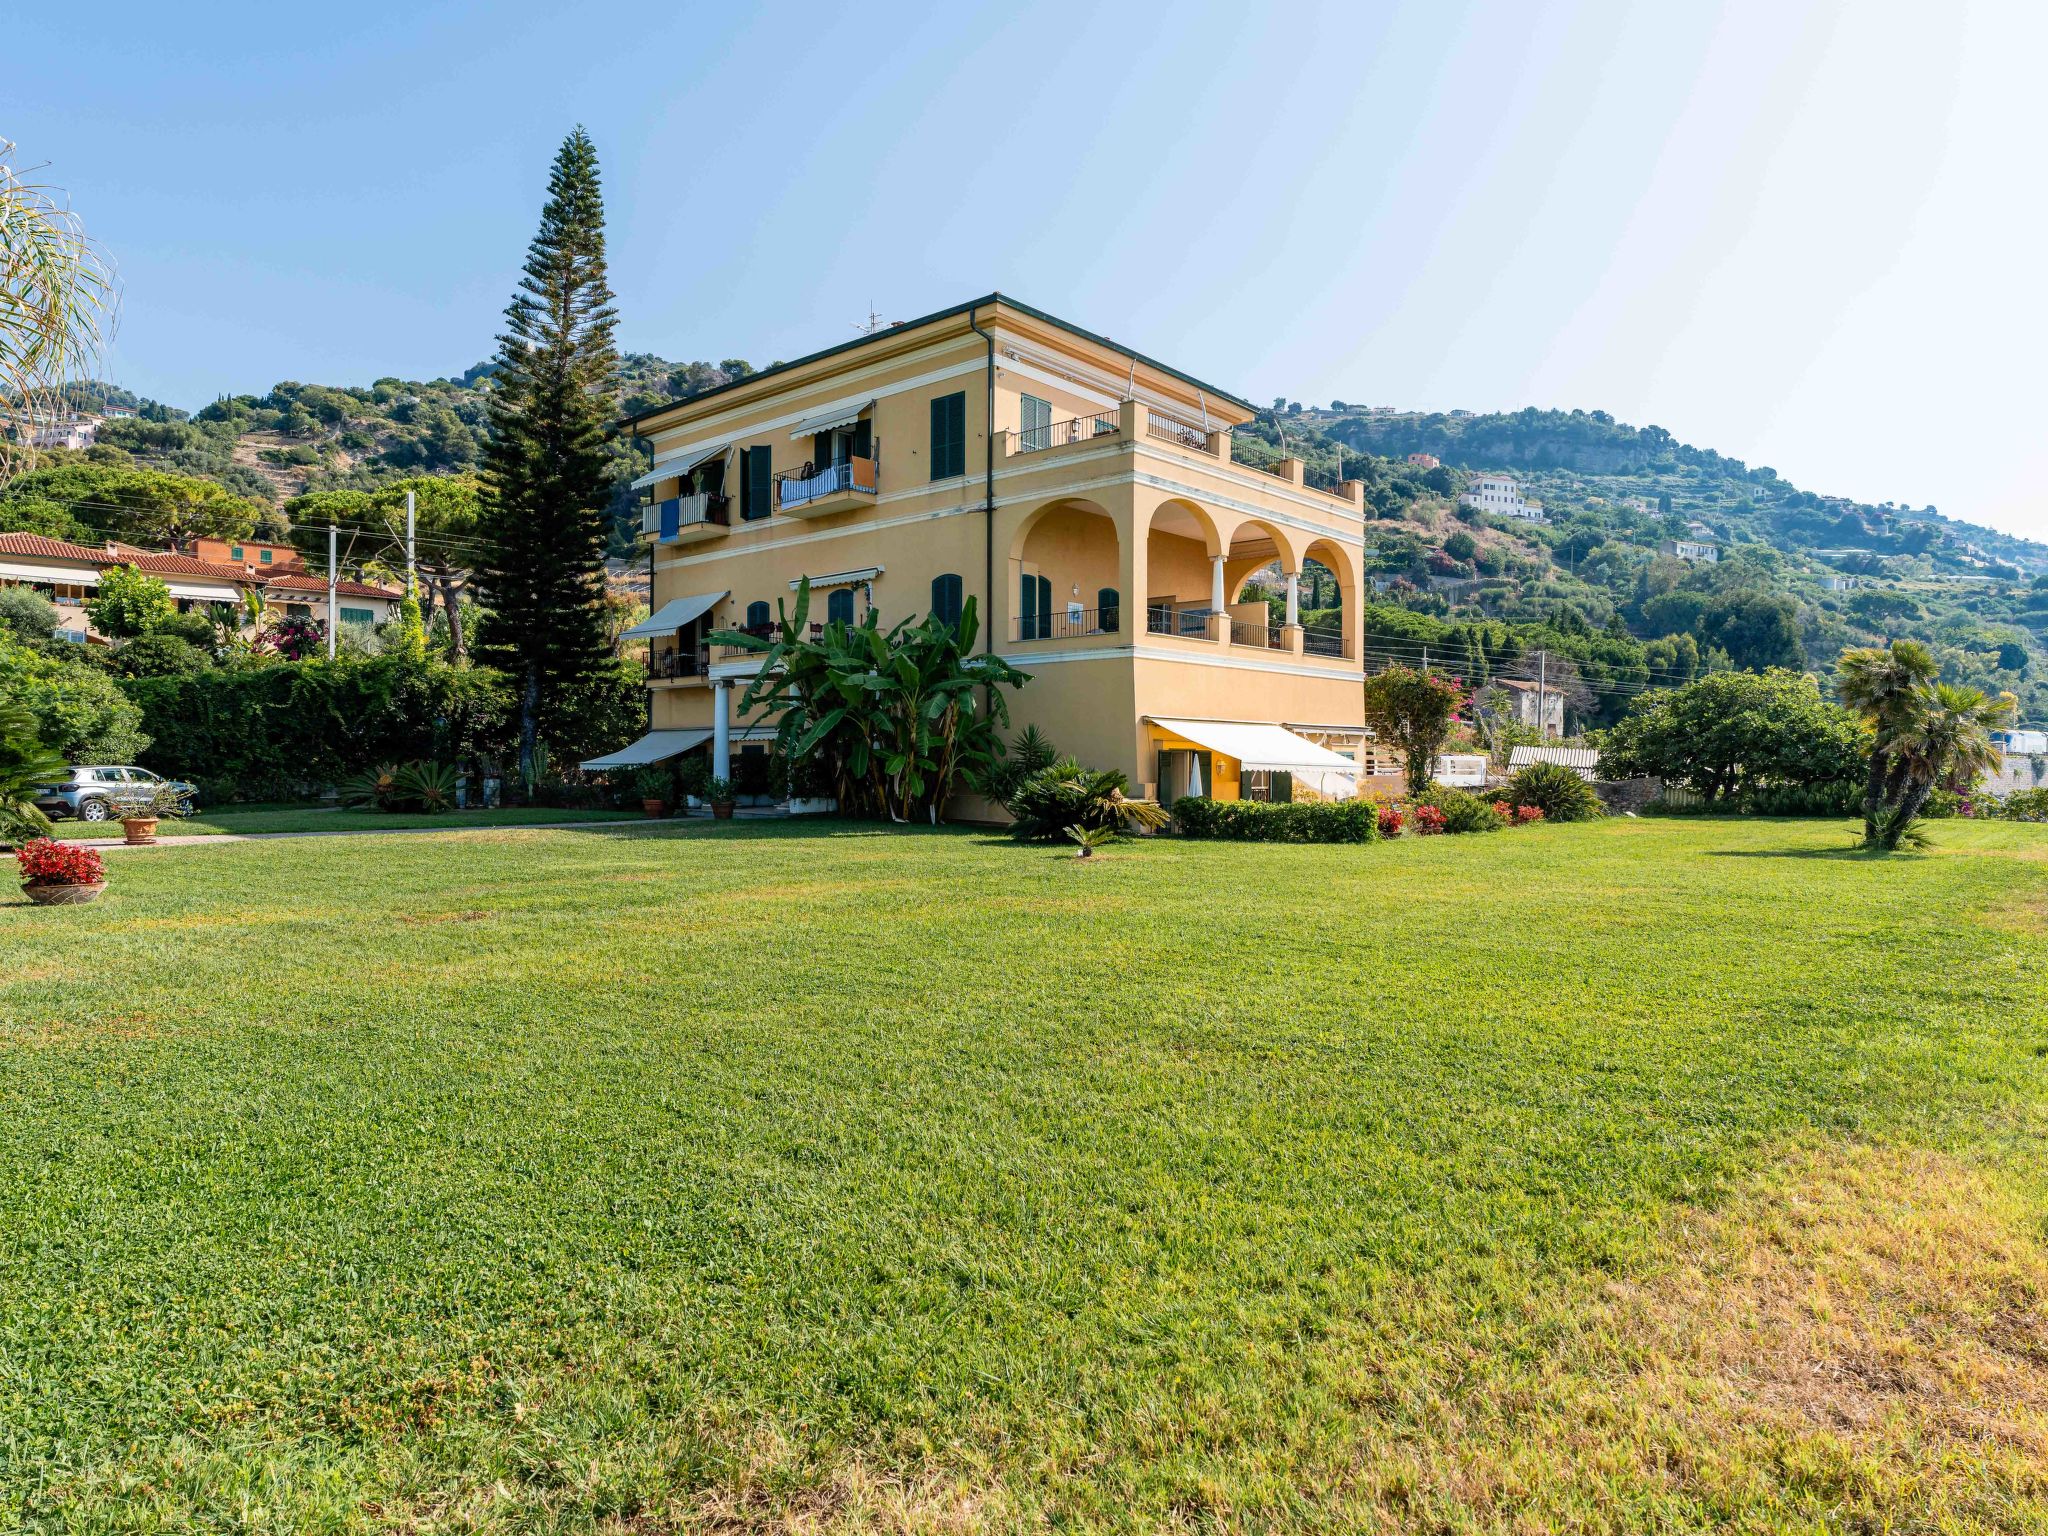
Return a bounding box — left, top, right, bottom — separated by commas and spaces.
478, 126, 619, 788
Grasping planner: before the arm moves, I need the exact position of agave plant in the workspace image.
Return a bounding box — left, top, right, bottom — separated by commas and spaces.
712, 579, 1030, 823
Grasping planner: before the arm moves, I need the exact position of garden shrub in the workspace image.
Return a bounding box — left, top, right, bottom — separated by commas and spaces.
1502, 761, 1603, 822
1010, 758, 1170, 841
1420, 786, 1505, 833
2003, 788, 2048, 822
1170, 796, 1381, 843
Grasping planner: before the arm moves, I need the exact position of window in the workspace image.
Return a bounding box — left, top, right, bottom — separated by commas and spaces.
258, 549, 273, 564
746, 599, 770, 630
826, 588, 855, 626
1019, 394, 1052, 452
931, 573, 963, 629
1097, 586, 1120, 633
929, 391, 966, 480
339, 606, 374, 626
741, 446, 773, 520
1019, 572, 1052, 639
229, 544, 244, 561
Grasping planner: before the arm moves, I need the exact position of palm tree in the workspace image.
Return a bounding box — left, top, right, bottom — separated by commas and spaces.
1874, 682, 2014, 850
1, 142, 117, 476
1837, 640, 1935, 841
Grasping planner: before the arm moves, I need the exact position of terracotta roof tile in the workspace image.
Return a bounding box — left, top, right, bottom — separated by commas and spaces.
0, 532, 111, 563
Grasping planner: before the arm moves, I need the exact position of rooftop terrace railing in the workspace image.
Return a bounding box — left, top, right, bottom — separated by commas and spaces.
1014, 412, 1119, 454
1144, 415, 1217, 454
1011, 604, 1121, 642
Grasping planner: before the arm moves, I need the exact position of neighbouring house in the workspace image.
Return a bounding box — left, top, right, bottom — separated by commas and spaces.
1684, 518, 1715, 538
1982, 753, 2048, 800
1490, 678, 1566, 738
1508, 744, 1601, 782
192, 536, 306, 573
1461, 474, 1547, 524
1819, 573, 1859, 592
1660, 537, 1719, 563
3, 410, 102, 450
1406, 452, 1440, 469
0, 531, 400, 640
587, 293, 1375, 809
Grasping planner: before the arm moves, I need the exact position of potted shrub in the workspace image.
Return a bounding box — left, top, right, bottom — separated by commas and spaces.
16, 838, 108, 905
706, 776, 736, 820
677, 756, 711, 810
630, 764, 672, 818
117, 783, 187, 846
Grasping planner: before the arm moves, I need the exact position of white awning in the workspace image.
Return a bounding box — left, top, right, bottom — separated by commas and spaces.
1148, 718, 1363, 774
165, 581, 241, 603
620, 590, 727, 638
581, 729, 711, 771
0, 560, 99, 585
788, 399, 872, 439
790, 566, 882, 591
630, 439, 730, 492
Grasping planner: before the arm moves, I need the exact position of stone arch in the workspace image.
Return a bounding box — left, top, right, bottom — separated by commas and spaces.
1007, 496, 1123, 641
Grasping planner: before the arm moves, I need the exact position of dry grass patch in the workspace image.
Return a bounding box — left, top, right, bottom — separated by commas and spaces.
1349, 1140, 2048, 1533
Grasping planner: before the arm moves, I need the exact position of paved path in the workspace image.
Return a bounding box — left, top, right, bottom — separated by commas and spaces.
76, 809, 788, 851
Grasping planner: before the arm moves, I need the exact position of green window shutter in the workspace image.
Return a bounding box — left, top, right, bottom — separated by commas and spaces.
1020, 394, 1051, 451
1097, 587, 1120, 633
851, 418, 872, 460
827, 588, 854, 626
813, 430, 833, 467
746, 600, 769, 629
931, 391, 965, 481
743, 447, 772, 519
932, 573, 961, 628
1037, 575, 1052, 638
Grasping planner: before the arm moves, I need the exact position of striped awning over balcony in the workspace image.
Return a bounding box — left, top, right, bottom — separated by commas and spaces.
630, 439, 731, 492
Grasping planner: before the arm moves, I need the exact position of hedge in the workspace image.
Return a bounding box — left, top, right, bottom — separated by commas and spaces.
1170, 796, 1381, 843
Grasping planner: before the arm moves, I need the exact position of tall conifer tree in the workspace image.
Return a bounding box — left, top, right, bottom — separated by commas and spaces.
478, 127, 619, 786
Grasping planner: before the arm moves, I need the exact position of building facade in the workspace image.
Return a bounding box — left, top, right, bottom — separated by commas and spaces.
1660, 538, 1720, 563
1461, 474, 1547, 523
598, 295, 1374, 808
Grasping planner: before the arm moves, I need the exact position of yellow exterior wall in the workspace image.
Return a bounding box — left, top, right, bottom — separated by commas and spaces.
628, 298, 1370, 803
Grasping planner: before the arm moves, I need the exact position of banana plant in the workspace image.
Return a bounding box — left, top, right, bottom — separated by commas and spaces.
712, 578, 1030, 823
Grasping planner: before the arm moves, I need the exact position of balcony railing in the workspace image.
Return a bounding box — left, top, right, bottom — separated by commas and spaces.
1303, 625, 1352, 659
775, 456, 877, 512
1229, 617, 1284, 650
1147, 604, 1214, 638
646, 647, 708, 681
641, 492, 730, 542
1014, 412, 1118, 454
1145, 415, 1216, 454
1011, 604, 1121, 642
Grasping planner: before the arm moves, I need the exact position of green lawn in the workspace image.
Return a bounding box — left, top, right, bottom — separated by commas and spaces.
3, 817, 2046, 1533
49, 803, 645, 838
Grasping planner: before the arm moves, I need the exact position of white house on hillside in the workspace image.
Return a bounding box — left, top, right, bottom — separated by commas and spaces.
1462, 474, 1548, 524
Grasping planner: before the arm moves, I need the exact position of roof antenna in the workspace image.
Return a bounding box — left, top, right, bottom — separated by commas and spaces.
854, 303, 885, 336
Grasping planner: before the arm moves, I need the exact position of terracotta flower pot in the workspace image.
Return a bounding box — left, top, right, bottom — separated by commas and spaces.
641, 797, 669, 819
22, 880, 107, 906
122, 817, 160, 845
711, 800, 736, 820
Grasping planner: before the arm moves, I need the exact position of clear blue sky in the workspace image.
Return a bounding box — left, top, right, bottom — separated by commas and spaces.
15, 0, 2045, 540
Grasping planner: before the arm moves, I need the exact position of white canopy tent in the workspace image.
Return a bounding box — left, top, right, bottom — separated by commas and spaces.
581, 729, 712, 772
620, 590, 727, 639
1147, 717, 1363, 800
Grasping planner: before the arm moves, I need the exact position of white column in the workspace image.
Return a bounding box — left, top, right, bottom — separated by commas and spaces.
712, 681, 731, 781
1285, 570, 1300, 627
1210, 554, 1225, 612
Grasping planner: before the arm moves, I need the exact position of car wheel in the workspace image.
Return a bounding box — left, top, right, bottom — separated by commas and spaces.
78, 798, 111, 823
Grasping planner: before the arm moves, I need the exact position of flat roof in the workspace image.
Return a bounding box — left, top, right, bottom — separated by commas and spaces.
614, 292, 1256, 435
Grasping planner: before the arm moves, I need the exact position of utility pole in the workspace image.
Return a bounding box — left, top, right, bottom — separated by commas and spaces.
326, 523, 338, 660
1538, 649, 1548, 739
404, 490, 417, 601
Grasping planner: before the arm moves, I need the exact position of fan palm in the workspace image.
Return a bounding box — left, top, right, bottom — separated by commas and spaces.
1874, 682, 2013, 850
1836, 641, 1935, 839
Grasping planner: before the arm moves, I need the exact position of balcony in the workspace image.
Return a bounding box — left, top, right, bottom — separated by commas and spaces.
645, 645, 708, 684
1011, 604, 1121, 642
641, 492, 730, 545
1012, 411, 1119, 456
1144, 414, 1220, 456
1146, 603, 1215, 639
775, 457, 877, 519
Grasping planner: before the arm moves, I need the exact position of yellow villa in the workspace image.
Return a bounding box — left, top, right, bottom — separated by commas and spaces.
588, 295, 1372, 810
